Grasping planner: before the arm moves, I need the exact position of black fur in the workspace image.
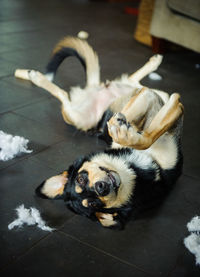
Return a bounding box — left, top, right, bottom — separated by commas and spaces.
36, 147, 183, 229
46, 47, 86, 76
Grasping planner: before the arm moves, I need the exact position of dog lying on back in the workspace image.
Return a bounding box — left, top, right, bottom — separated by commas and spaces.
15, 37, 184, 228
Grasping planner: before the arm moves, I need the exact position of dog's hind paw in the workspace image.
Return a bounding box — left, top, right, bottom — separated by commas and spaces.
28, 70, 48, 87
107, 113, 138, 147
150, 54, 163, 68
107, 112, 152, 149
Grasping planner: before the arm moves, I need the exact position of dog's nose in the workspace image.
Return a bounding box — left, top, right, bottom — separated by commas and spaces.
95, 181, 110, 196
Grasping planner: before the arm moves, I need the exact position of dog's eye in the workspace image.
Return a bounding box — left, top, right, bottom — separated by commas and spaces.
77, 176, 85, 185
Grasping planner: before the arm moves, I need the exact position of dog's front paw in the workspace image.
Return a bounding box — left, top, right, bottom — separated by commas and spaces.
150, 54, 163, 66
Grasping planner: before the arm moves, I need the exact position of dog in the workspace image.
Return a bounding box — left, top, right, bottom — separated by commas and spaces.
15, 37, 184, 228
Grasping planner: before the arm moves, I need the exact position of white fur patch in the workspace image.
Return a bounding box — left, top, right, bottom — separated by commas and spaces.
184, 216, 200, 266
0, 131, 32, 161
126, 149, 155, 170
8, 205, 54, 232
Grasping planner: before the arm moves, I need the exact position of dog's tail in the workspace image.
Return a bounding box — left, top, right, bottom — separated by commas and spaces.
45, 36, 100, 87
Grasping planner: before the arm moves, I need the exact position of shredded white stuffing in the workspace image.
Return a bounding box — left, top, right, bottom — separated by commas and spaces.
8, 205, 54, 232
184, 216, 200, 266
0, 131, 32, 161
148, 72, 162, 81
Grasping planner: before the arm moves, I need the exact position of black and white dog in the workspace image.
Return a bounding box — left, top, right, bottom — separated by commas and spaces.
15, 37, 184, 228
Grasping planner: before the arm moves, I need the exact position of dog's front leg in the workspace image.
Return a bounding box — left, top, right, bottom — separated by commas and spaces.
108, 91, 183, 150
129, 54, 163, 82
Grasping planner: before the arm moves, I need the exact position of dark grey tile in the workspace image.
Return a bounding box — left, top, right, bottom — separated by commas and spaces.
0, 112, 64, 170
0, 158, 74, 269
0, 48, 49, 72
59, 175, 199, 276
1, 231, 150, 277
31, 135, 106, 171
0, 58, 18, 78
0, 78, 49, 114
169, 245, 200, 277
13, 98, 75, 136
0, 0, 200, 276
60, 215, 178, 276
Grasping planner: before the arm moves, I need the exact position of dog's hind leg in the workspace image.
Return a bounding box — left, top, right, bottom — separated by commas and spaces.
108, 88, 183, 150
129, 55, 163, 82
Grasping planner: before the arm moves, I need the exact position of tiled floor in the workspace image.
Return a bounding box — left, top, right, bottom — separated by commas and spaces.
0, 0, 200, 276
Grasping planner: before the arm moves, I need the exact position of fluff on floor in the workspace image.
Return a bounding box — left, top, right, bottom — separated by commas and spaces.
0, 131, 32, 161
8, 205, 54, 232
184, 216, 200, 266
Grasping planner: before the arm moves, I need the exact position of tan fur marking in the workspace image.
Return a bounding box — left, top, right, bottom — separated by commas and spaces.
82, 199, 88, 207
52, 36, 100, 87
75, 185, 83, 194
108, 91, 183, 150
145, 94, 184, 144
61, 107, 74, 125
41, 172, 68, 198
95, 212, 117, 227
79, 162, 106, 188
121, 87, 153, 123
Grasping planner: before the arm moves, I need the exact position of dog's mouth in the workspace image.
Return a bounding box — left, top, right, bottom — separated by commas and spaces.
95, 168, 121, 197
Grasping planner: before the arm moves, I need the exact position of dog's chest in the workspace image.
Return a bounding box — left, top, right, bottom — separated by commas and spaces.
126, 149, 155, 169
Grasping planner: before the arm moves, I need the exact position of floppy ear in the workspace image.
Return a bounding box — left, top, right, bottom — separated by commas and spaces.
95, 212, 123, 229
36, 171, 68, 199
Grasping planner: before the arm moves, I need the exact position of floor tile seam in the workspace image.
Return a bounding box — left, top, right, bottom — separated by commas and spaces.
27, 155, 61, 171
21, 136, 71, 163
165, 256, 179, 277
0, 45, 44, 55
8, 95, 53, 115
0, 74, 13, 80
0, 145, 51, 172
0, 136, 70, 172
0, 45, 25, 54
57, 230, 154, 276
0, 28, 45, 37
8, 111, 64, 139
0, 96, 51, 116
182, 173, 200, 182
0, 232, 52, 272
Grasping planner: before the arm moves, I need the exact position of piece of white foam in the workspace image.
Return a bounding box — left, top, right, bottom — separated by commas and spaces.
8, 205, 54, 232
148, 72, 162, 81
0, 131, 32, 161
184, 216, 200, 266
77, 31, 89, 40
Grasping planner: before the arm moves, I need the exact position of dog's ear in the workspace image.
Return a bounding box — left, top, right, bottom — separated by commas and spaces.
36, 171, 68, 199
95, 212, 123, 229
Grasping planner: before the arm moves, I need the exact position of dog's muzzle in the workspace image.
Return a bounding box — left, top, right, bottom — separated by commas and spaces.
94, 171, 120, 197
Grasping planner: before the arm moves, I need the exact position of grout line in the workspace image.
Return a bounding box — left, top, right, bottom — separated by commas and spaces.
0, 233, 52, 272
0, 96, 51, 116
182, 173, 200, 182
0, 136, 67, 172
0, 74, 13, 80
58, 230, 154, 276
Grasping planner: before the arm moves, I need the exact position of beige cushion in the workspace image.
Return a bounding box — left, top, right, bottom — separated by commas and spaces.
150, 0, 200, 53
168, 0, 200, 21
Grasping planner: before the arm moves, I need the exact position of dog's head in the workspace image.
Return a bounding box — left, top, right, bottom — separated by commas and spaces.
36, 150, 136, 228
